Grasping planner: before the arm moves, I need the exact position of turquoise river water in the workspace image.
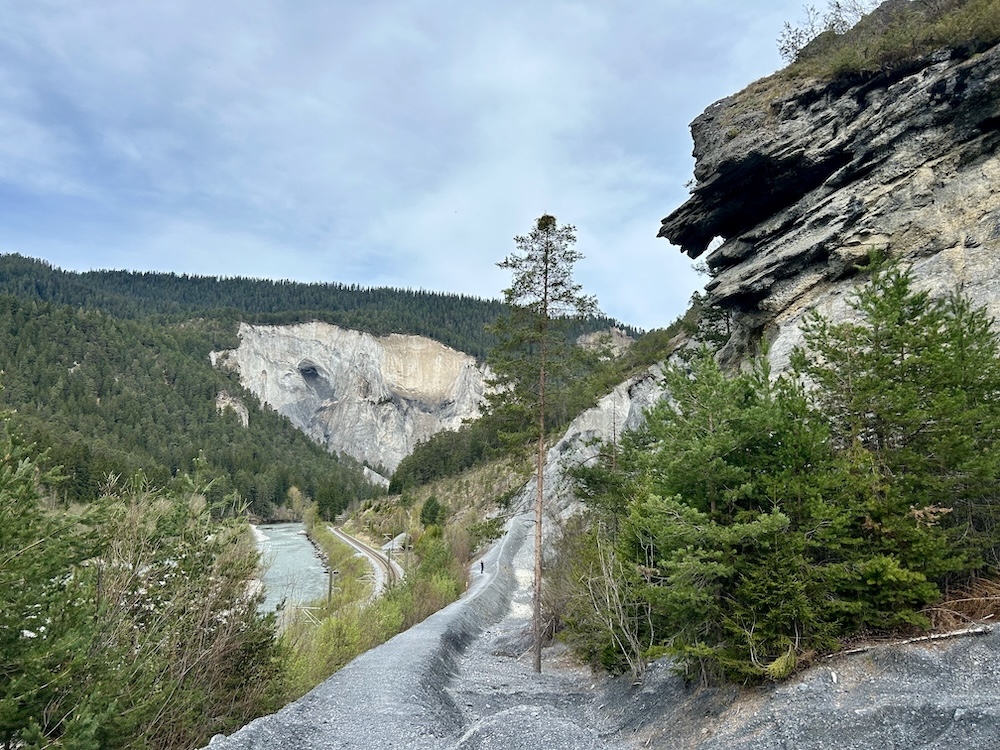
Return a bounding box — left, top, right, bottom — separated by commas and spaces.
253, 522, 329, 612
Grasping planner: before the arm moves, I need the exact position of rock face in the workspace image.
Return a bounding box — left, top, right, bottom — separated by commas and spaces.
576, 327, 635, 358
660, 40, 1000, 366
213, 322, 488, 474
539, 365, 664, 517
215, 391, 249, 428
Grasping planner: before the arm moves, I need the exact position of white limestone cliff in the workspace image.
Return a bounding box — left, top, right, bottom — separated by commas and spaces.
212, 322, 488, 476
508, 363, 667, 521
576, 327, 635, 358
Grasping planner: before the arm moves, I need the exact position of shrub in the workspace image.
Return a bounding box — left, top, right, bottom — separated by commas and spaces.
0, 434, 282, 749
565, 258, 1000, 683
420, 495, 443, 527
782, 0, 1000, 80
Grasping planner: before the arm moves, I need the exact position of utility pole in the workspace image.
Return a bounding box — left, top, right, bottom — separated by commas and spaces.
327, 569, 339, 605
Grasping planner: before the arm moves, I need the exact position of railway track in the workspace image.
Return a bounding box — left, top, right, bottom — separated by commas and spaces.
327, 526, 403, 597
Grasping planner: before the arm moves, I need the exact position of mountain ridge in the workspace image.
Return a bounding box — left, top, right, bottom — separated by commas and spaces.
0, 253, 637, 360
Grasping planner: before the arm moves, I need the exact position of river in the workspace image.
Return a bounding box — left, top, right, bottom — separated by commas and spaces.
253, 522, 329, 612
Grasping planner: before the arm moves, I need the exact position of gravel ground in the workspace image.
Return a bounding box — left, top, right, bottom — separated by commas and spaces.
207, 509, 1000, 750
686, 626, 1000, 750
205, 511, 635, 750
445, 515, 629, 750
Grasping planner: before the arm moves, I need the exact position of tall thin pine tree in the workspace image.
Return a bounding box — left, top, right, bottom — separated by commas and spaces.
489, 214, 596, 673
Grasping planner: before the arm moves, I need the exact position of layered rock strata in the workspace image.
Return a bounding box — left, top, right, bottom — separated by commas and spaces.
212, 322, 488, 475
660, 40, 1000, 366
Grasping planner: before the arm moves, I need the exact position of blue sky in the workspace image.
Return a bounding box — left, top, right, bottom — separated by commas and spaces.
1, 1, 807, 331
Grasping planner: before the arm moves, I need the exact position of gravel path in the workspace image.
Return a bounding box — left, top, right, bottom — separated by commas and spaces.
205, 512, 636, 750
446, 515, 628, 750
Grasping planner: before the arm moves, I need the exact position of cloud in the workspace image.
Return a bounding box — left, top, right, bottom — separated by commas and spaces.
0, 0, 803, 330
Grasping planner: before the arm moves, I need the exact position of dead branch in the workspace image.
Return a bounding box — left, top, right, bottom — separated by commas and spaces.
828, 624, 992, 658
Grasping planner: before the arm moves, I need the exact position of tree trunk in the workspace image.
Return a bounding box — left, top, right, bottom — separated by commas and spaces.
533, 343, 546, 673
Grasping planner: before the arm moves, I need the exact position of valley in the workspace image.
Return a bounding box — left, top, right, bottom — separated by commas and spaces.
7, 2, 1000, 748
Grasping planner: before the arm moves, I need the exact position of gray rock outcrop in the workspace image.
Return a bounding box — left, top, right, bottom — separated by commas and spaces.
687, 626, 1000, 749
215, 390, 250, 428
647, 26, 1000, 750
659, 39, 1000, 366
508, 364, 666, 521
212, 322, 488, 475
576, 327, 635, 358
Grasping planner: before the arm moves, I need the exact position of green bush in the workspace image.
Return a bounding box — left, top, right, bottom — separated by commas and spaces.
420, 496, 443, 527
469, 517, 505, 549
0, 425, 282, 749
564, 258, 1000, 683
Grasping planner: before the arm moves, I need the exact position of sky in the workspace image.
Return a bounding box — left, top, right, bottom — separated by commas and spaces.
0, 1, 810, 331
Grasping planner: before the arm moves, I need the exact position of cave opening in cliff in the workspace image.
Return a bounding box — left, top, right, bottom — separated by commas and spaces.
298, 359, 321, 380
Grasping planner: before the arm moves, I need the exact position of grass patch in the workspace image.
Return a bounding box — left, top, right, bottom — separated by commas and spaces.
788, 0, 1000, 80
714, 0, 1000, 134
926, 576, 1000, 630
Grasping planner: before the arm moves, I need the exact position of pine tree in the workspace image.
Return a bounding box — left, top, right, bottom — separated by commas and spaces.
488, 214, 596, 673
791, 258, 1000, 573
0, 415, 94, 747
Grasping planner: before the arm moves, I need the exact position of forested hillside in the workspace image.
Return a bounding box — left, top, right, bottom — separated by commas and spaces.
0, 254, 635, 359
0, 295, 379, 517
0, 252, 639, 517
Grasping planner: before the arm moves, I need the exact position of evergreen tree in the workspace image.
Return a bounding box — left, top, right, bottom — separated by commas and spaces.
0, 253, 633, 360
420, 495, 442, 527
0, 417, 96, 747
565, 259, 1000, 682
0, 296, 382, 516
489, 214, 596, 673
791, 258, 1000, 573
